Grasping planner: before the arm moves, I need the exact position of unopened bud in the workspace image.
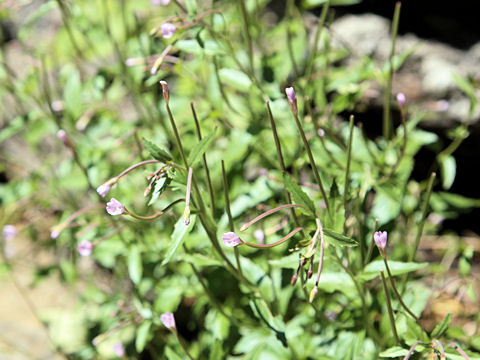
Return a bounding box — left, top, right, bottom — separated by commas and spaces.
51, 100, 64, 112
285, 87, 298, 115
290, 272, 298, 285
160, 80, 170, 105
57, 129, 72, 148
183, 206, 190, 226
144, 186, 152, 197
374, 231, 388, 252
309, 286, 318, 303
396, 92, 406, 107
307, 259, 314, 278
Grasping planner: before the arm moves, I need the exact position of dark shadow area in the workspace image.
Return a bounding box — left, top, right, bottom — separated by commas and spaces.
333, 0, 480, 50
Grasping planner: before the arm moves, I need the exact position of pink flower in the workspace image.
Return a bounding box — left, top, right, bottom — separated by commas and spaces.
152, 0, 170, 4
2, 225, 17, 241
285, 86, 297, 114
106, 198, 126, 216
50, 229, 60, 239
222, 232, 242, 247
77, 240, 93, 256
113, 342, 125, 357
96, 184, 111, 197
396, 92, 406, 107
374, 231, 387, 251
160, 312, 176, 329
160, 23, 176, 39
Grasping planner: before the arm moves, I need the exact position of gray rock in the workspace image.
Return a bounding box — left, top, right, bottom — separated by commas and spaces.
330, 13, 480, 127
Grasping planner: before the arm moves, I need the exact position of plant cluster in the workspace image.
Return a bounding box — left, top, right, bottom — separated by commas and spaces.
1, 0, 479, 359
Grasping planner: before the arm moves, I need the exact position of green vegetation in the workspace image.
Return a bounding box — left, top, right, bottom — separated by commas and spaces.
1, 0, 479, 359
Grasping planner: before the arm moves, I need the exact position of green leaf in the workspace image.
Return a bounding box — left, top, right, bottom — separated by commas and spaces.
218, 68, 252, 92
135, 321, 151, 353
165, 347, 184, 360
183, 253, 222, 267
439, 155, 456, 190
379, 346, 409, 358
323, 228, 358, 247
303, 0, 362, 7
162, 215, 196, 266
431, 313, 452, 338
128, 246, 143, 285
142, 137, 172, 162
249, 298, 287, 347
316, 272, 355, 294
283, 173, 316, 216
175, 39, 224, 56
147, 176, 172, 206
187, 128, 216, 167
360, 260, 428, 281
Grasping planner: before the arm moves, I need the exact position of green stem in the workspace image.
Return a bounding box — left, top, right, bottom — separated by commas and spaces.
382, 2, 401, 139
240, 204, 304, 231
343, 115, 354, 217
222, 160, 243, 276
380, 270, 400, 345
333, 250, 383, 344
242, 227, 303, 248
364, 219, 379, 267
382, 256, 422, 325
125, 199, 185, 220
239, 0, 254, 73
385, 104, 408, 179
266, 100, 304, 235
184, 244, 243, 327
292, 112, 332, 222
191, 102, 216, 217
174, 331, 195, 360
305, 1, 330, 83
410, 172, 436, 261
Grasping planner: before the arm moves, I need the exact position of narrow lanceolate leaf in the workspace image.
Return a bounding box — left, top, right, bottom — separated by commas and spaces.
135, 320, 152, 353
431, 312, 452, 338
162, 215, 196, 266
187, 127, 217, 167
379, 346, 409, 358
142, 137, 172, 162
323, 228, 358, 247
360, 260, 428, 281
128, 245, 143, 285
283, 173, 316, 216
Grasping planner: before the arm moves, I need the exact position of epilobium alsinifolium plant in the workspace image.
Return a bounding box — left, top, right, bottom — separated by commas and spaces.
1, 0, 479, 359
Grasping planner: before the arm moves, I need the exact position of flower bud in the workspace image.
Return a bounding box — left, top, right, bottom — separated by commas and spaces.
183, 206, 191, 226
106, 198, 126, 216
113, 342, 125, 357
374, 231, 388, 251
96, 184, 111, 198
2, 225, 17, 241
290, 272, 298, 285
77, 240, 93, 257
396, 92, 406, 107
221, 232, 243, 247
309, 286, 318, 303
160, 22, 176, 39
160, 312, 176, 329
159, 80, 170, 105
285, 87, 298, 115
57, 129, 72, 148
